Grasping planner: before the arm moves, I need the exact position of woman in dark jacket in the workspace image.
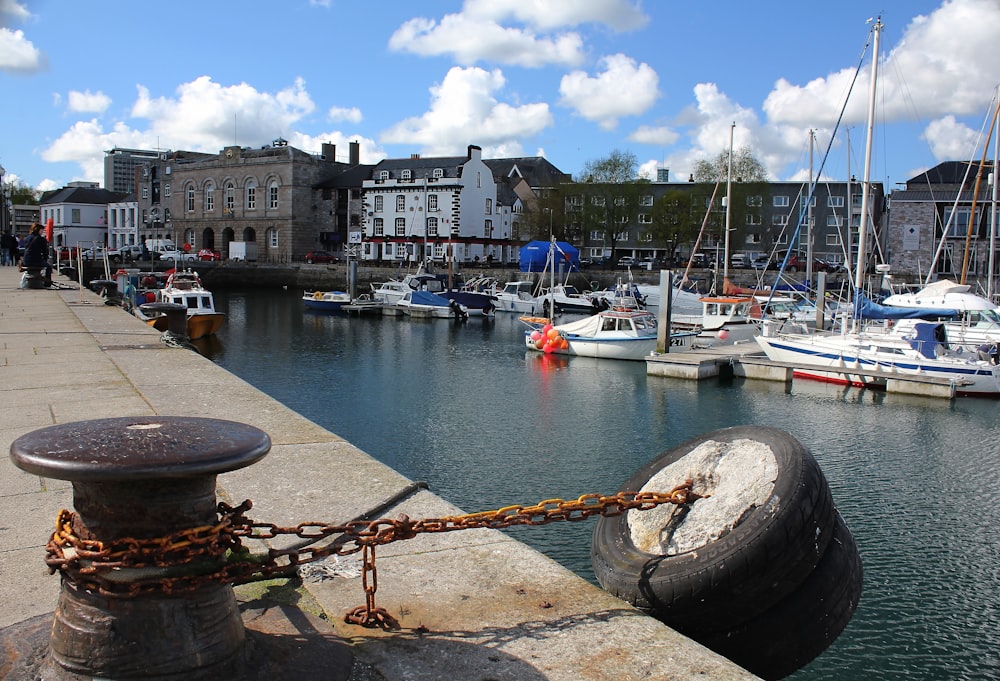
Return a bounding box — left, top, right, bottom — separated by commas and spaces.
22, 223, 52, 286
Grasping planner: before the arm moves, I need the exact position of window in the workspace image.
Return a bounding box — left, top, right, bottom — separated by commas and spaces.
746, 233, 762, 244
640, 195, 653, 206
268, 181, 278, 209
395, 218, 406, 236
164, 184, 171, 198
427, 194, 438, 212
801, 196, 816, 207
374, 195, 383, 212
267, 227, 278, 248
71, 208, 81, 224
485, 198, 492, 214
591, 196, 606, 207
772, 215, 788, 226
205, 182, 215, 211
590, 230, 604, 241
826, 234, 841, 246
747, 195, 762, 207
827, 215, 843, 227
428, 217, 439, 236
184, 228, 195, 245
614, 230, 628, 240
617, 215, 629, 224
746, 214, 761, 225
401, 169, 411, 181
568, 195, 583, 207
638, 213, 652, 224
141, 186, 149, 199
773, 195, 789, 207
485, 219, 493, 236
396, 195, 406, 212
373, 218, 384, 236
614, 197, 625, 207
476, 171, 482, 188
246, 181, 257, 210
433, 168, 443, 179
379, 171, 389, 181
775, 233, 789, 245
828, 195, 845, 208
641, 232, 653, 242
186, 186, 195, 212
225, 183, 235, 212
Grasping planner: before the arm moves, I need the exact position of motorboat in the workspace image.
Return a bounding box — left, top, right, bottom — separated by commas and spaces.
538, 283, 602, 316
373, 269, 496, 316
522, 307, 696, 361
671, 295, 762, 346
139, 269, 225, 340
303, 290, 352, 312
495, 280, 542, 314
396, 290, 468, 319
881, 279, 1000, 353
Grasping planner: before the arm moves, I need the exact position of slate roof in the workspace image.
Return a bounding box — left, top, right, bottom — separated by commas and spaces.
39, 187, 128, 205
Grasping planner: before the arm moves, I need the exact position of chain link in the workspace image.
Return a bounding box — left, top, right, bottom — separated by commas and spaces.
44, 482, 700, 626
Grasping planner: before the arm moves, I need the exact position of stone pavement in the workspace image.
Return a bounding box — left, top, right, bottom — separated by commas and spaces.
0, 265, 758, 680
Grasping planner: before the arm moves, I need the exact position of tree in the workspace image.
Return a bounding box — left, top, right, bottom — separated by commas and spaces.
5, 180, 38, 205
574, 150, 647, 263
649, 189, 699, 263
692, 146, 769, 259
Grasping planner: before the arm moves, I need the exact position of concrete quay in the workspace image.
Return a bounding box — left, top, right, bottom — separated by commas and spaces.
0, 266, 759, 680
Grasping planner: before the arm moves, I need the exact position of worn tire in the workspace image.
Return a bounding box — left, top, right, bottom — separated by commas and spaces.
694, 511, 863, 680
591, 425, 835, 635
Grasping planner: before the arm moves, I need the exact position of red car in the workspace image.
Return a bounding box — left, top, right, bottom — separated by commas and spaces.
304, 250, 340, 264
198, 248, 222, 261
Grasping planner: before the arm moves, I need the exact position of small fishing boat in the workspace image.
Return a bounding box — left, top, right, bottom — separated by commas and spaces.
302, 290, 352, 312
138, 269, 225, 340
397, 290, 469, 319
495, 280, 542, 314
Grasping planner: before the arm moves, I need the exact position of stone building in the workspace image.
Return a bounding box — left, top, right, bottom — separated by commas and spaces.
887, 161, 998, 285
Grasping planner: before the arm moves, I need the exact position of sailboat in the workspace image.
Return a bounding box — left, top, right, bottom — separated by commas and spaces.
753, 19, 1000, 397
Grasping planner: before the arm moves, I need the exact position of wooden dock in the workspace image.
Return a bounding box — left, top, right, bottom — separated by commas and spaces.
646, 342, 968, 399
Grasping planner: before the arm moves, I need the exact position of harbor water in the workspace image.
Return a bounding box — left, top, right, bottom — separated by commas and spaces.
199, 287, 1000, 681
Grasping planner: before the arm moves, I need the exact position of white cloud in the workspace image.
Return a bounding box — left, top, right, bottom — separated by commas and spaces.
41, 119, 146, 181
67, 89, 111, 114
462, 0, 649, 32
285, 131, 384, 164
629, 125, 679, 146
920, 115, 980, 161
559, 54, 659, 130
130, 76, 315, 151
389, 14, 584, 67
0, 27, 44, 73
380, 66, 553, 156
328, 106, 362, 124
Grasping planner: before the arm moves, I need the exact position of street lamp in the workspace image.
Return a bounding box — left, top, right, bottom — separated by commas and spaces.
0, 164, 6, 235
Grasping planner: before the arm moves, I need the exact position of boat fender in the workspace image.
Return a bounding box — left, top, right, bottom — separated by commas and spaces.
592, 425, 856, 674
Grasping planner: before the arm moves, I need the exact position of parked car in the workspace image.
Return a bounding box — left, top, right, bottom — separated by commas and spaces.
730, 253, 748, 268
617, 256, 637, 268
750, 256, 771, 270
198, 248, 222, 261
304, 250, 340, 264
108, 244, 155, 262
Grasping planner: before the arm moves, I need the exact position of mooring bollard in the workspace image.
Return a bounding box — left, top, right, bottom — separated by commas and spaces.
141, 301, 188, 337
7, 416, 270, 680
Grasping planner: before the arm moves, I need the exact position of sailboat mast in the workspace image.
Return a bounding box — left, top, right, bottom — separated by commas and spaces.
806, 130, 814, 283
723, 122, 735, 283
852, 17, 881, 329
990, 85, 1000, 300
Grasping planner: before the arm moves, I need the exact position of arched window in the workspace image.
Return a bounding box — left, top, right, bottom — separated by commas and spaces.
225, 183, 235, 212
184, 228, 195, 246
205, 181, 215, 211
268, 181, 279, 209
246, 179, 257, 210
266, 227, 278, 248
186, 185, 195, 212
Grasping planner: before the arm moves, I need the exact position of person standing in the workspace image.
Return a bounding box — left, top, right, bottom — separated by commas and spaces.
0, 232, 15, 266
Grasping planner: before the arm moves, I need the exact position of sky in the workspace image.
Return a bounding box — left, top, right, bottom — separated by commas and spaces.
2, 0, 1000, 195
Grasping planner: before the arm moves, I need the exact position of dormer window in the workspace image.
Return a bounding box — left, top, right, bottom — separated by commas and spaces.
433, 168, 444, 179
401, 169, 411, 181
379, 171, 389, 181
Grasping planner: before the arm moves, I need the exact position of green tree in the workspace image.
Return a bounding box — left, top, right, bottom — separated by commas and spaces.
649, 189, 699, 262
693, 146, 769, 259
5, 180, 38, 205
574, 150, 646, 263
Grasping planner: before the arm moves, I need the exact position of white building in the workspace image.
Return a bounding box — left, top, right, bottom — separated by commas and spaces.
107, 195, 140, 250
39, 183, 127, 249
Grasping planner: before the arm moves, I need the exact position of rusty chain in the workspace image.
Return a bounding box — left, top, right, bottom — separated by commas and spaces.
44, 481, 700, 628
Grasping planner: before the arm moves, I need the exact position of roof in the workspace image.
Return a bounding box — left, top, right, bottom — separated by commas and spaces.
484, 157, 571, 188
905, 160, 995, 187
39, 186, 128, 206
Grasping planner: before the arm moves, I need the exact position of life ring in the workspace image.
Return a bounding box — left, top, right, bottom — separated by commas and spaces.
312, 291, 323, 300
592, 426, 837, 636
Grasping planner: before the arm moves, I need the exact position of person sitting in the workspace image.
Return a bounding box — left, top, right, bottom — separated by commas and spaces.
21, 223, 53, 287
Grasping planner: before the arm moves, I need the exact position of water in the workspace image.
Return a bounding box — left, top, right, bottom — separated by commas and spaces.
199, 287, 1000, 681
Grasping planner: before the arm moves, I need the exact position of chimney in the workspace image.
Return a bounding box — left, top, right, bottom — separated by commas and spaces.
321, 143, 336, 161
349, 141, 360, 166
411, 153, 421, 159
688, 174, 695, 182
467, 145, 482, 161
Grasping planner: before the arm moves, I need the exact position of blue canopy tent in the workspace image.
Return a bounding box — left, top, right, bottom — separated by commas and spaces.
519, 240, 580, 273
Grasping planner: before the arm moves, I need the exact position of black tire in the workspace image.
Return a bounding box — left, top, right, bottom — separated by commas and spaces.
592, 425, 835, 635
695, 511, 863, 680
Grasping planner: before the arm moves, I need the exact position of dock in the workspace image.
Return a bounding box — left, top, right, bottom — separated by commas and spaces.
646, 342, 970, 399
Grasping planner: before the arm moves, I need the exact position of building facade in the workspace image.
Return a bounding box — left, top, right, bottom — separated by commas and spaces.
104, 148, 163, 195
38, 183, 127, 249
886, 161, 998, 285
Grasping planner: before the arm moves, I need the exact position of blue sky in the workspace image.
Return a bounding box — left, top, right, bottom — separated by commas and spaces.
1, 0, 999, 194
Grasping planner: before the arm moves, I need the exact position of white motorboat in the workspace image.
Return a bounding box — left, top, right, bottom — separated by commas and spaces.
396, 290, 468, 319
522, 307, 696, 361
138, 269, 225, 340
495, 280, 542, 314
